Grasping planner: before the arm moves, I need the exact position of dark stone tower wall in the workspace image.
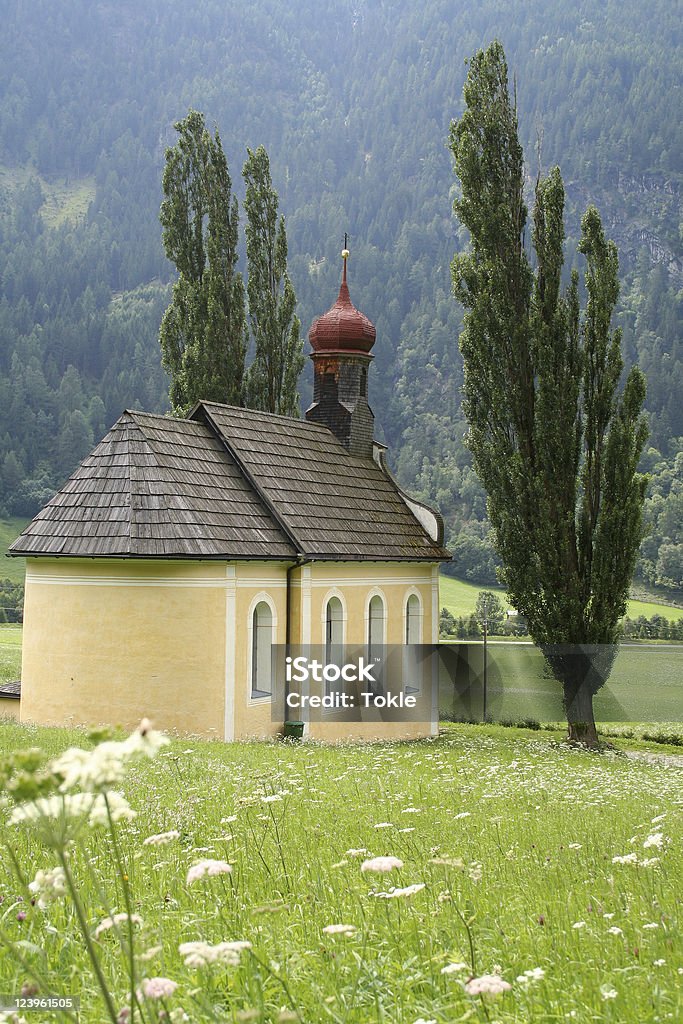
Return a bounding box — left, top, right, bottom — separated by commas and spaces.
306, 354, 374, 459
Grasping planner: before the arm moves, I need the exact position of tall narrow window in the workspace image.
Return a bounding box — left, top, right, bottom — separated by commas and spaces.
405, 594, 421, 645
325, 597, 344, 660
325, 597, 344, 696
404, 593, 422, 695
251, 601, 273, 699
368, 594, 385, 661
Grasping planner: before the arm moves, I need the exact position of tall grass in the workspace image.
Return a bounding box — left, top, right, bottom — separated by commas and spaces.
0, 721, 680, 1023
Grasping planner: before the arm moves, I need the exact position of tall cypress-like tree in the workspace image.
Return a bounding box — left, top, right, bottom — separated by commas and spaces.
242, 145, 303, 416
450, 42, 648, 746
159, 110, 247, 415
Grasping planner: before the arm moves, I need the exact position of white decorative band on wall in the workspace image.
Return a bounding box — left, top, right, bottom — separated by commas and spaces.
25, 573, 288, 589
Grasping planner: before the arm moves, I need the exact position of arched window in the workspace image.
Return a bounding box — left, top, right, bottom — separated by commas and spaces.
404, 593, 422, 696
325, 597, 344, 659
368, 594, 385, 661
405, 593, 421, 645
251, 601, 273, 700
325, 596, 344, 697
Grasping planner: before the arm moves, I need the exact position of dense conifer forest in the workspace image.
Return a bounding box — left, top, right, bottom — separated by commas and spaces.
0, 0, 681, 594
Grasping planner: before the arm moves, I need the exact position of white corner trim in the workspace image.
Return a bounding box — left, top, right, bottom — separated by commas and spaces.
224, 566, 237, 742
430, 565, 439, 644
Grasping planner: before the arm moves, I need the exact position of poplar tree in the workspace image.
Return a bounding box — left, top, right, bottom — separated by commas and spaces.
159, 110, 247, 415
450, 42, 648, 746
242, 145, 303, 416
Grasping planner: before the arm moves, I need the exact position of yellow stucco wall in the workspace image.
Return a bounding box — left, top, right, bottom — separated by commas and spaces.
21, 559, 228, 736
20, 558, 440, 742
0, 697, 20, 721
230, 561, 439, 741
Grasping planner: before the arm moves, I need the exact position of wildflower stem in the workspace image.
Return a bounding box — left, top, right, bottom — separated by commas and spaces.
57, 849, 120, 1024
104, 793, 144, 1024
248, 950, 303, 1022
454, 904, 477, 976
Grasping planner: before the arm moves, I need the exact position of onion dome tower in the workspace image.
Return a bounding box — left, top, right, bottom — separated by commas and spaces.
305, 249, 376, 458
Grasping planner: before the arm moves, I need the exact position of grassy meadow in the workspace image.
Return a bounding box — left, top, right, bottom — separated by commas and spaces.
438, 574, 683, 623
0, 624, 22, 684
0, 720, 680, 1023
439, 642, 682, 725
0, 518, 27, 585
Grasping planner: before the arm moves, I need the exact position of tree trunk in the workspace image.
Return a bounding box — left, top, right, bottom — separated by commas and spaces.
563, 679, 599, 748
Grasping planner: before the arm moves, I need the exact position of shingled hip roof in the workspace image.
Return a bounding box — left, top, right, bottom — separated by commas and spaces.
10, 403, 450, 563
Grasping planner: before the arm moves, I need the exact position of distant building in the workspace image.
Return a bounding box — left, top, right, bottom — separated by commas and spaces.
10, 254, 449, 740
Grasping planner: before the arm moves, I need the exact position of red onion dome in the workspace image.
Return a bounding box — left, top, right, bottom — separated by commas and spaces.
308, 251, 376, 354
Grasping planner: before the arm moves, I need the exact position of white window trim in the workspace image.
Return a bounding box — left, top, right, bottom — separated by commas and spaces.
247, 592, 278, 705
364, 588, 387, 648
403, 588, 424, 645
319, 588, 348, 645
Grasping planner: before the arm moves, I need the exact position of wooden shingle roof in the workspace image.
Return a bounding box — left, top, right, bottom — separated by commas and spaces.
9, 412, 296, 559
10, 403, 450, 563
196, 403, 449, 561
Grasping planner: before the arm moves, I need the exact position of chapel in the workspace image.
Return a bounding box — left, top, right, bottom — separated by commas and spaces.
10, 253, 450, 740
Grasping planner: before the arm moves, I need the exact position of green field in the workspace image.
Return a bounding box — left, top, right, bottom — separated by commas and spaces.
438, 641, 682, 724
0, 518, 27, 583
439, 572, 683, 623
0, 720, 680, 1023
0, 624, 22, 684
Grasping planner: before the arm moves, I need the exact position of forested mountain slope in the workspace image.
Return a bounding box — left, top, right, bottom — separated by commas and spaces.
0, 0, 681, 592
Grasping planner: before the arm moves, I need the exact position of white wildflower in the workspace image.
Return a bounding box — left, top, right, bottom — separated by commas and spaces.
261, 794, 282, 804
375, 883, 425, 899
600, 986, 618, 1000
607, 927, 623, 936
53, 721, 168, 793
568, 843, 582, 850
137, 977, 178, 1000
179, 940, 251, 967
572, 921, 586, 930
643, 832, 664, 849
401, 807, 421, 814
143, 829, 180, 846
643, 922, 659, 929
468, 861, 483, 883
464, 974, 511, 996
140, 945, 163, 961
373, 822, 393, 829
516, 967, 545, 983
331, 860, 348, 869
454, 811, 471, 819
398, 827, 416, 833
322, 924, 356, 936
28, 866, 66, 909
95, 912, 143, 938
441, 962, 469, 974
640, 857, 660, 867
361, 856, 403, 873
88, 791, 136, 826
10, 792, 94, 824
612, 853, 638, 864
653, 959, 666, 966
186, 859, 232, 884
345, 848, 368, 857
